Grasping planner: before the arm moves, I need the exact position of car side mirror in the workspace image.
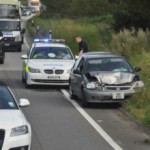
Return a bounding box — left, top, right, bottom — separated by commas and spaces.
73, 69, 81, 75
135, 67, 141, 72
21, 28, 25, 34
19, 99, 30, 107
21, 54, 28, 59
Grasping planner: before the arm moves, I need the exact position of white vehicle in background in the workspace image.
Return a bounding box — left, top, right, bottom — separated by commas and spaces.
29, 0, 41, 12
0, 0, 25, 52
21, 39, 75, 88
0, 81, 31, 150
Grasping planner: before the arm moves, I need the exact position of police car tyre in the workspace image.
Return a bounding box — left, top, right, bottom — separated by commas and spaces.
22, 74, 25, 83
25, 78, 31, 89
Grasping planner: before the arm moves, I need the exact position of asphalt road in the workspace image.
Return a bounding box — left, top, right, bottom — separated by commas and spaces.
0, 16, 150, 150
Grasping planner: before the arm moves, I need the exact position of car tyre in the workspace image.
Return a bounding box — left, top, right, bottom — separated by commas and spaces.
25, 81, 31, 89
22, 74, 25, 83
81, 89, 89, 107
69, 84, 76, 100
0, 59, 4, 64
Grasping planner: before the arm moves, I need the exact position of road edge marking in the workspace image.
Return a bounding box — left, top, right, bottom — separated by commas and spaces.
61, 89, 123, 150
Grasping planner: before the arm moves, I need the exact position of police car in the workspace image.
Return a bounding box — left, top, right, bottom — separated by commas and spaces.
21, 39, 75, 88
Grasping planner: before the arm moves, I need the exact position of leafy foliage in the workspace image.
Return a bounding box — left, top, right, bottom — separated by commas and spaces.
41, 0, 150, 30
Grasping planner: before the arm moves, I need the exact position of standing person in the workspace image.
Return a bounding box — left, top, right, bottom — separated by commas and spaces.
75, 35, 88, 55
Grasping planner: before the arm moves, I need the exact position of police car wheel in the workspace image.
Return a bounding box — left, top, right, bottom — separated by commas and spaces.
22, 74, 25, 83
25, 80, 31, 89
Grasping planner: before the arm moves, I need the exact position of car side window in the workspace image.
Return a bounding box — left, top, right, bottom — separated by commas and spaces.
76, 58, 85, 72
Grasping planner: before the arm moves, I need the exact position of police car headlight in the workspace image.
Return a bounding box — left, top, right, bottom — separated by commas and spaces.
28, 66, 40, 73
86, 82, 98, 89
132, 81, 144, 91
11, 125, 28, 137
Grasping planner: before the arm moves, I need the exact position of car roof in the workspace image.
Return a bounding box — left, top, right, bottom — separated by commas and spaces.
81, 51, 122, 59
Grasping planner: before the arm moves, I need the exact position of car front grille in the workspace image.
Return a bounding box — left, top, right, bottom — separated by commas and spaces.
44, 69, 53, 74
55, 70, 64, 74
106, 86, 130, 91
3, 37, 15, 42
44, 70, 64, 74
0, 130, 5, 149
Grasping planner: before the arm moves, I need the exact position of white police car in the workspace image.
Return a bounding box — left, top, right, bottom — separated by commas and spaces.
21, 39, 75, 88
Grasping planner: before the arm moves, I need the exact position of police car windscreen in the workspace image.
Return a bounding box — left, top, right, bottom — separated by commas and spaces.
30, 47, 73, 60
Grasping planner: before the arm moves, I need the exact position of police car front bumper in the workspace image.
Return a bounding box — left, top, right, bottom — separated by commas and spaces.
26, 72, 70, 86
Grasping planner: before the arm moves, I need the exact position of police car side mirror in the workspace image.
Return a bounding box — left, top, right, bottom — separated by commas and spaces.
21, 54, 28, 59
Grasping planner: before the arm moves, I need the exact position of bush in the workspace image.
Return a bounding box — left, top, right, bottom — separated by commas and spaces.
111, 28, 150, 57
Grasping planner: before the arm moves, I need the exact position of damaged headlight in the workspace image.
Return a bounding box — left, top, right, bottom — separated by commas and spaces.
132, 81, 144, 91
86, 82, 99, 89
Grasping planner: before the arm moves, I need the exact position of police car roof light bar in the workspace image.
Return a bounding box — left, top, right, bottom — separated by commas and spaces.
34, 39, 66, 44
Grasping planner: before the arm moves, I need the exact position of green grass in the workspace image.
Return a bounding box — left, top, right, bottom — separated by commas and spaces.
28, 16, 150, 128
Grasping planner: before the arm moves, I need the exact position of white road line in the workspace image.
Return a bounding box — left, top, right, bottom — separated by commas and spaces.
61, 89, 123, 150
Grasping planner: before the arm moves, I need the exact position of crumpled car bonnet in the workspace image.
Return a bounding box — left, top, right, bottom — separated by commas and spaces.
90, 72, 136, 85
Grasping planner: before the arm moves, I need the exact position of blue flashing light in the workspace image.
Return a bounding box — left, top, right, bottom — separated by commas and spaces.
44, 39, 49, 42
33, 38, 66, 43
34, 39, 40, 42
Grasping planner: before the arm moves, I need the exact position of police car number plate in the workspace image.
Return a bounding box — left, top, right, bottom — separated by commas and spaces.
48, 76, 60, 79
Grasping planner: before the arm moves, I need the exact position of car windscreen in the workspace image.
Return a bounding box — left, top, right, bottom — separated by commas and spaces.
30, 47, 74, 60
0, 87, 18, 110
85, 57, 133, 73
0, 5, 19, 18
0, 21, 20, 31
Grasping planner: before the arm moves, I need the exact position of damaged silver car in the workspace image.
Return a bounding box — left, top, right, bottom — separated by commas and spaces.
69, 52, 144, 107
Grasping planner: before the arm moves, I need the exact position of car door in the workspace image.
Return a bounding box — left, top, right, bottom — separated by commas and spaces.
72, 58, 85, 98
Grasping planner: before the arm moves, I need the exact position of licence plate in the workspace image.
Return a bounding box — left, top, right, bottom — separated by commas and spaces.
48, 76, 60, 79
112, 93, 124, 99
4, 43, 10, 46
